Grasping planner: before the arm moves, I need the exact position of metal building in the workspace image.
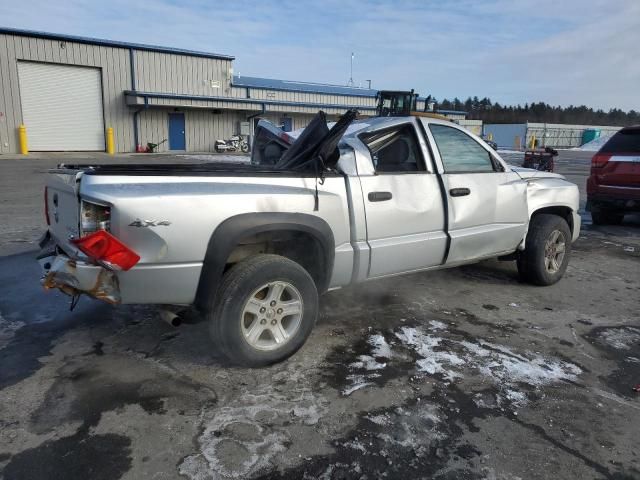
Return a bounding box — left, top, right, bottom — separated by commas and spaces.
0, 27, 385, 154
483, 123, 622, 149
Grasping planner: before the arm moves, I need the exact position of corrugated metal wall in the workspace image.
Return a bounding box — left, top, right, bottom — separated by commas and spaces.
137, 108, 246, 153
0, 33, 133, 153
247, 88, 375, 109
133, 50, 241, 98
0, 31, 428, 154
525, 123, 621, 148
484, 123, 623, 149
456, 119, 483, 136
257, 113, 318, 131
483, 124, 528, 149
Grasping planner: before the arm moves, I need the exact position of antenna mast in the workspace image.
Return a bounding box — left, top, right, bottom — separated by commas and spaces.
347, 52, 354, 87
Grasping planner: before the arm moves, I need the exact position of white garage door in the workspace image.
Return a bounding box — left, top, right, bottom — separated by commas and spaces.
18, 62, 105, 151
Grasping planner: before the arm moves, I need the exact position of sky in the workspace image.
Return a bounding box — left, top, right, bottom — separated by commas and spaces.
2, 0, 638, 111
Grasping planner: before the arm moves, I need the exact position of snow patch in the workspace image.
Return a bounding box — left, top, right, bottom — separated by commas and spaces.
349, 355, 386, 371
365, 414, 392, 426
176, 154, 250, 163
368, 334, 392, 358
341, 321, 582, 407
179, 391, 327, 479
598, 327, 640, 351
571, 132, 615, 151
395, 327, 465, 380
342, 374, 377, 396
459, 340, 581, 387
428, 320, 447, 331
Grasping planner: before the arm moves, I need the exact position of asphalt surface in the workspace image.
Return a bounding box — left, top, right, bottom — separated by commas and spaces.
1, 150, 639, 480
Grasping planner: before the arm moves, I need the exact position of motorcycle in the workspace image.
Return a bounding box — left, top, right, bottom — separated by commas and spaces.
215, 135, 250, 153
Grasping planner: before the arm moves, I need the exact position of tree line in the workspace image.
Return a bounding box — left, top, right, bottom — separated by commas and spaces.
434, 96, 639, 126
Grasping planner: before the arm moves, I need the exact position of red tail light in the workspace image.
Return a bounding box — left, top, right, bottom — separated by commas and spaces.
71, 230, 140, 271
44, 187, 50, 226
591, 153, 611, 169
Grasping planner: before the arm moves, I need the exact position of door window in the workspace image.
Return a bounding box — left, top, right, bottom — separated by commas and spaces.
429, 124, 497, 173
360, 124, 425, 172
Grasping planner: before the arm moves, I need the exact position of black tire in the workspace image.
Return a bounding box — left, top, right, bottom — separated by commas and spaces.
206, 254, 318, 367
215, 145, 224, 153
517, 214, 572, 286
241, 143, 250, 153
591, 209, 624, 225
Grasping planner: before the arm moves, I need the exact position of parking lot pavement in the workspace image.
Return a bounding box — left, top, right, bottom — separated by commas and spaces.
1, 152, 639, 479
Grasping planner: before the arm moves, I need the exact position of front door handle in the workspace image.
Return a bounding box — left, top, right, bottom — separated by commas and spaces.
368, 191, 393, 202
449, 187, 470, 197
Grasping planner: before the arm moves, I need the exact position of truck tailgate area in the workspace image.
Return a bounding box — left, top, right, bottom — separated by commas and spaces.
45, 168, 82, 251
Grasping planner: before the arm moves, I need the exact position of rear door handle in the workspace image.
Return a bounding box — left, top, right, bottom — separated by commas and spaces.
449, 187, 470, 197
368, 191, 393, 202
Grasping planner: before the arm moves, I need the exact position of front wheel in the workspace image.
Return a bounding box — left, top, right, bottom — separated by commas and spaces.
241, 142, 250, 153
206, 254, 318, 367
517, 214, 572, 286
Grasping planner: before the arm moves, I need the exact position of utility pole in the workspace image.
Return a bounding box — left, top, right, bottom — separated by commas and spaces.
347, 52, 354, 87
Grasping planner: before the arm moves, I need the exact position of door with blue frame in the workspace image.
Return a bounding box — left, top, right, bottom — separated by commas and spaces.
168, 113, 186, 150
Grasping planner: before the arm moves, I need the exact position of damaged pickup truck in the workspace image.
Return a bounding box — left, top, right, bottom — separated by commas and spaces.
39, 110, 580, 366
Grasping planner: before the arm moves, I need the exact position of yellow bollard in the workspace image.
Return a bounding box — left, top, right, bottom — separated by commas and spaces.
18, 124, 28, 155
488, 133, 493, 141
530, 134, 536, 149
106, 127, 115, 155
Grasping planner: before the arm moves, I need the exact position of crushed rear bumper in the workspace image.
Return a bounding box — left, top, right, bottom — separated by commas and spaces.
38, 231, 120, 304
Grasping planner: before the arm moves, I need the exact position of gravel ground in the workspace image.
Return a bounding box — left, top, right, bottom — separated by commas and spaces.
0, 150, 639, 480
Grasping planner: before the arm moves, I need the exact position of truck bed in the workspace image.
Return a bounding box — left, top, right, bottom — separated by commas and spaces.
54, 162, 332, 177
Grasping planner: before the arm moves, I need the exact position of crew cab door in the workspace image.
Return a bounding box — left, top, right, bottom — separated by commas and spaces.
357, 122, 448, 277
422, 121, 528, 264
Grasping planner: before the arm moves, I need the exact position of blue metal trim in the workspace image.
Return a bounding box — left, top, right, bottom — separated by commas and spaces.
124, 90, 377, 111
233, 75, 377, 98
233, 75, 433, 101
129, 48, 136, 90
133, 108, 142, 149
0, 26, 234, 60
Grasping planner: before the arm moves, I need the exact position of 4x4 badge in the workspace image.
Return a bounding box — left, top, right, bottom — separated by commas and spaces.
129, 219, 171, 227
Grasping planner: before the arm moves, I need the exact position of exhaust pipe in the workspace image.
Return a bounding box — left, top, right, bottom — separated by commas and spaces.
159, 309, 182, 327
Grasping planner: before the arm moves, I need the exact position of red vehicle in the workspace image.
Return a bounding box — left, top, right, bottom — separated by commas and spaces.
587, 125, 640, 225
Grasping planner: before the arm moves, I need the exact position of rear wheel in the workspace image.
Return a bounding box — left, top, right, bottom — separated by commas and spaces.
517, 214, 572, 286
206, 254, 318, 367
591, 208, 624, 225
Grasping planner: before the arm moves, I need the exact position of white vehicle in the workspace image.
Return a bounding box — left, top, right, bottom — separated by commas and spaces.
39, 110, 580, 366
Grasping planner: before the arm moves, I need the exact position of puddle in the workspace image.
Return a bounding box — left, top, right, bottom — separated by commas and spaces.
585, 326, 640, 398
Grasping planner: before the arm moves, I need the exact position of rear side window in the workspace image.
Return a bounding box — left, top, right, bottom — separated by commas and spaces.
600, 129, 640, 153
360, 124, 425, 173
429, 124, 496, 173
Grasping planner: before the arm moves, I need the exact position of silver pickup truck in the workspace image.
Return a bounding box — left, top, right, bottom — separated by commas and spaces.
39, 111, 580, 366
